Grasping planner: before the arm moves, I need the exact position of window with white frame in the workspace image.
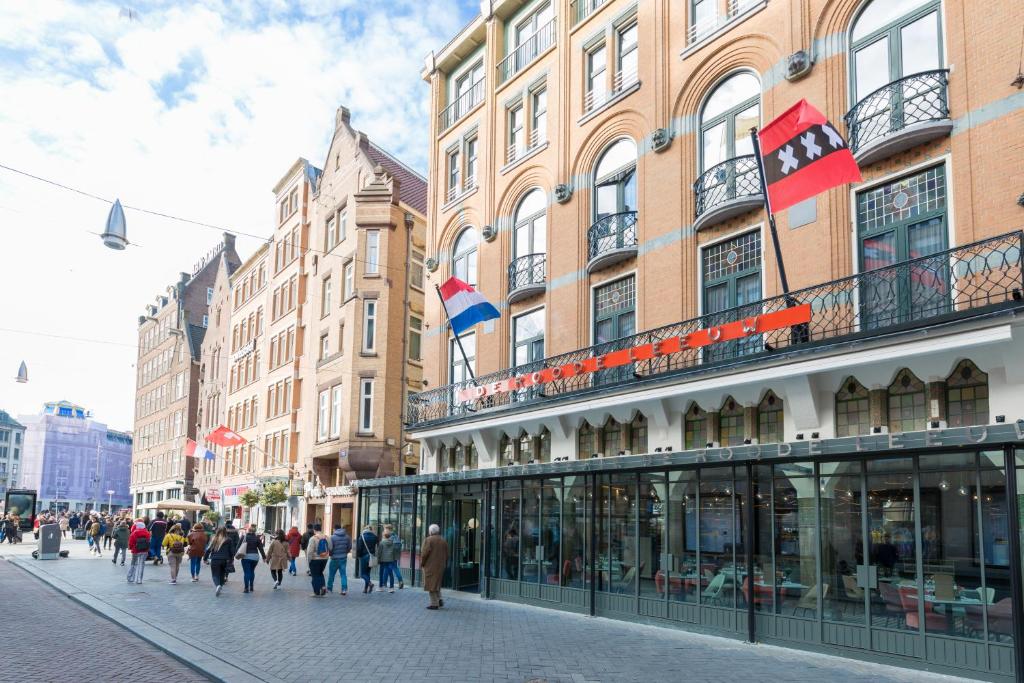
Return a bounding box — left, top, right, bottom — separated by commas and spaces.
358, 379, 374, 433
339, 209, 348, 242
447, 148, 461, 199
508, 102, 525, 163
410, 251, 424, 290
616, 21, 638, 89
201, 315, 208, 328
320, 333, 329, 360
206, 287, 214, 304
321, 276, 332, 317
465, 136, 478, 189
585, 43, 607, 111
325, 214, 337, 251
532, 87, 547, 145
409, 315, 422, 361
344, 261, 355, 300
330, 384, 343, 438
365, 231, 380, 275
317, 390, 330, 440
362, 299, 377, 352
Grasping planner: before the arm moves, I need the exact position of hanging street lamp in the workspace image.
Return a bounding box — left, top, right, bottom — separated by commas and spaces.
101, 199, 128, 249
15, 361, 28, 383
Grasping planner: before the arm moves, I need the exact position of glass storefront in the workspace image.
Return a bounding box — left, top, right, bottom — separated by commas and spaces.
359, 447, 1023, 680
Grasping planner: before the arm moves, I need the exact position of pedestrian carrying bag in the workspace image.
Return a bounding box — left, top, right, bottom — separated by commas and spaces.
170, 539, 185, 554
317, 536, 329, 559
135, 536, 150, 553
361, 533, 377, 568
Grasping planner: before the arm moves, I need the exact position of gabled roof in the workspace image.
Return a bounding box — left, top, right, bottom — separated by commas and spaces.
186, 324, 206, 361
0, 410, 24, 430
364, 141, 427, 215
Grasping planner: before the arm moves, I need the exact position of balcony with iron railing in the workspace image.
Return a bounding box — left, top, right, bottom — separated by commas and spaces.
497, 17, 557, 85
587, 210, 638, 273
843, 69, 951, 166
583, 68, 639, 114
687, 0, 763, 46
693, 155, 764, 232
438, 78, 485, 132
407, 230, 1024, 430
570, 0, 608, 25
506, 128, 546, 166
507, 253, 547, 304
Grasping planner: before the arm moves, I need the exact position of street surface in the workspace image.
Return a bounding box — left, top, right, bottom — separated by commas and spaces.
1, 538, 981, 683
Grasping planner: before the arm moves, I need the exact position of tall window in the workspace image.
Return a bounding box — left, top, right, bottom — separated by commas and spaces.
835, 377, 871, 437
594, 276, 635, 345
593, 138, 637, 221
330, 385, 343, 438
465, 137, 478, 187
410, 251, 424, 290
888, 368, 926, 432
317, 390, 330, 440
453, 61, 484, 119
628, 413, 647, 454
684, 403, 707, 449
757, 391, 783, 443
447, 148, 461, 196
321, 277, 332, 317
449, 333, 475, 384
602, 418, 622, 455
513, 189, 547, 263
616, 21, 638, 85
702, 230, 761, 359
344, 262, 355, 300
508, 103, 525, 161
699, 72, 759, 172
531, 88, 547, 144
339, 209, 347, 242
319, 333, 329, 360
578, 423, 596, 458
358, 379, 374, 433
409, 315, 422, 362
586, 43, 607, 109
719, 396, 744, 446
512, 308, 545, 367
365, 231, 380, 274
325, 215, 337, 251
946, 360, 988, 427
206, 287, 214, 304
452, 228, 478, 286
850, 0, 942, 106
691, 0, 717, 35
362, 299, 377, 352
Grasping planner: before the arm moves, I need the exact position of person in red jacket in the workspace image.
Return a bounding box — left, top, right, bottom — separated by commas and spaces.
286, 526, 302, 576
127, 520, 151, 584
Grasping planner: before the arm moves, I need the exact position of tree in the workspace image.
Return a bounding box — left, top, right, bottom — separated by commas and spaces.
239, 490, 260, 508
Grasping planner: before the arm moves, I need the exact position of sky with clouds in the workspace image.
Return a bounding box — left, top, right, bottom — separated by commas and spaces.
0, 0, 477, 430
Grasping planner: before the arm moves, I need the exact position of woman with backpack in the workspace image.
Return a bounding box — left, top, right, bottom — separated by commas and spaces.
285, 525, 302, 576
162, 524, 188, 584
186, 524, 208, 582
236, 524, 266, 594
88, 515, 103, 557
305, 523, 331, 597
112, 520, 129, 566
265, 529, 289, 589
203, 528, 233, 597
126, 520, 151, 584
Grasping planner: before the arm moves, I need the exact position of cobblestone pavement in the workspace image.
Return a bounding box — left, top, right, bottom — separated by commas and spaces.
2, 538, 980, 683
0, 556, 210, 682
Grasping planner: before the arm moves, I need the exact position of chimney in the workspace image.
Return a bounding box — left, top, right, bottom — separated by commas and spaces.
222, 232, 236, 251
336, 106, 351, 130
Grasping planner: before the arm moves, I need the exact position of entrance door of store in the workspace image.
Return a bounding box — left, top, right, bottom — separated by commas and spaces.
442, 485, 484, 593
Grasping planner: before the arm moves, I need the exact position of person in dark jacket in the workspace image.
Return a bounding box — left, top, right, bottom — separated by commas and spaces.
237, 524, 267, 593
112, 521, 129, 566
179, 517, 192, 535
299, 524, 314, 575
326, 525, 352, 595
204, 528, 234, 596
148, 512, 168, 564
68, 514, 80, 535
355, 525, 378, 593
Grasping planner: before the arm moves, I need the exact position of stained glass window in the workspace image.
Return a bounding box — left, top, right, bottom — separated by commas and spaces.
946, 360, 989, 427
684, 403, 707, 449
758, 391, 783, 444
888, 368, 926, 432
719, 396, 744, 446
835, 377, 871, 437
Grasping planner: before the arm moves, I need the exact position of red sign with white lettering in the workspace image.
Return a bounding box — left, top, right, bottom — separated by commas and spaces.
455, 305, 812, 403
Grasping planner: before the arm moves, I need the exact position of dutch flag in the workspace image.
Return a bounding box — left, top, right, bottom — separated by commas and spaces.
184, 437, 215, 461
439, 276, 500, 336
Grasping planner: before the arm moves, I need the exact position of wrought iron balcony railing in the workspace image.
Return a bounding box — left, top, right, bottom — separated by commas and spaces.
497, 17, 556, 84
694, 155, 762, 222
438, 79, 485, 132
407, 230, 1024, 429
843, 69, 950, 156
587, 211, 638, 268
507, 253, 546, 301
571, 0, 608, 25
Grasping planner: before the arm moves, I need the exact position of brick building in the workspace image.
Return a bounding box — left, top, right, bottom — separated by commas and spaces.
357, 1, 1024, 680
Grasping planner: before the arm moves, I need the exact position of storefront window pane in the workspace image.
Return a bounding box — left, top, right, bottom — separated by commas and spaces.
700, 467, 736, 607
598, 473, 636, 594
540, 480, 562, 586
400, 488, 415, 578
563, 476, 589, 589
980, 462, 1013, 644
866, 459, 918, 631
500, 484, 521, 580
820, 461, 864, 624
774, 462, 817, 616
743, 465, 774, 612
521, 480, 541, 583
639, 473, 666, 598
668, 470, 698, 603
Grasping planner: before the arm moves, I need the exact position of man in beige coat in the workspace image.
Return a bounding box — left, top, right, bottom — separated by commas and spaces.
420, 523, 448, 610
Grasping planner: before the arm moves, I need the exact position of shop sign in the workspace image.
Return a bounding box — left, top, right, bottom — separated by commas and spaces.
288, 479, 305, 496
206, 488, 221, 501
221, 484, 251, 505
456, 305, 812, 403
325, 485, 354, 497
231, 339, 256, 363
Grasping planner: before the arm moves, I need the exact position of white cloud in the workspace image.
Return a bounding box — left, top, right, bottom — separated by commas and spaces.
0, 0, 473, 428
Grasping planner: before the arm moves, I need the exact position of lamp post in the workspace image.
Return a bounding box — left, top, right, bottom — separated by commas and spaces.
106, 490, 115, 514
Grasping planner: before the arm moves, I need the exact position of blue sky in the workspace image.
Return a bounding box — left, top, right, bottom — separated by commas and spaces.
0, 1, 477, 428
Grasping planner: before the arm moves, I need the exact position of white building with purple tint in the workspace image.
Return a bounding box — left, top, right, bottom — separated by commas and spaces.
19, 400, 133, 513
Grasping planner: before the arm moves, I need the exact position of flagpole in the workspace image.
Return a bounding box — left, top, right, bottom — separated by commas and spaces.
435, 284, 476, 382
750, 126, 792, 300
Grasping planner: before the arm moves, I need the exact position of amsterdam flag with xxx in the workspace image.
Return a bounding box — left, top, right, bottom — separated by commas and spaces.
756, 98, 862, 212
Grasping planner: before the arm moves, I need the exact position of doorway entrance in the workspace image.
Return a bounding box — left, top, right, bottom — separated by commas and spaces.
441, 484, 484, 592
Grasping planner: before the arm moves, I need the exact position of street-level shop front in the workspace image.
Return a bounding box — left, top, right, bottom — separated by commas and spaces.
358, 427, 1024, 682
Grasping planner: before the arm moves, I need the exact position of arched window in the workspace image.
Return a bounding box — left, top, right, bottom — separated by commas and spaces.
888, 368, 926, 432
699, 72, 760, 172
628, 413, 648, 454
758, 391, 783, 444
850, 0, 942, 106
835, 377, 871, 437
452, 227, 478, 286
594, 138, 637, 221
578, 422, 597, 458
719, 396, 744, 446
684, 403, 707, 449
602, 418, 623, 456
946, 360, 988, 427
513, 189, 547, 260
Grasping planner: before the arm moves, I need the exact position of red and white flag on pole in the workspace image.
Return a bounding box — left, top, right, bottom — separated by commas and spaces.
205, 425, 246, 447
757, 99, 862, 212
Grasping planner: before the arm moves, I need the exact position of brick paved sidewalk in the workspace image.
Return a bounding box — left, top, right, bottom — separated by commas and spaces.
3, 538, 980, 683
0, 558, 210, 682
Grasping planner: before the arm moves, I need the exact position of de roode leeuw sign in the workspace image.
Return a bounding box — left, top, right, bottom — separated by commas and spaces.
455, 305, 812, 403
